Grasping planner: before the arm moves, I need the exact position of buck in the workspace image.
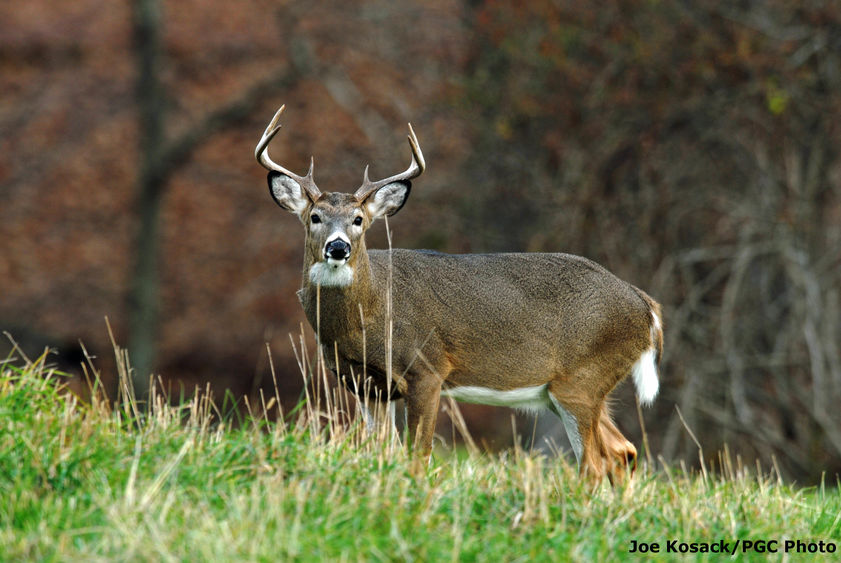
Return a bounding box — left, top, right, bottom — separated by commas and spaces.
257, 105, 663, 482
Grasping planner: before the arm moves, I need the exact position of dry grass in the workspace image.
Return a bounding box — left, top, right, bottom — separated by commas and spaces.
1, 333, 839, 562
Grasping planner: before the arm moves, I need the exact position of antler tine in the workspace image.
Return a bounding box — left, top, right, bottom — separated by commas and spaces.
354, 123, 425, 202
406, 123, 426, 173
254, 105, 285, 166
255, 105, 321, 200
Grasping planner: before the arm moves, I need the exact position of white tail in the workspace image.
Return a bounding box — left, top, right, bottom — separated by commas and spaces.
632, 312, 662, 406
257, 106, 663, 482
632, 349, 660, 406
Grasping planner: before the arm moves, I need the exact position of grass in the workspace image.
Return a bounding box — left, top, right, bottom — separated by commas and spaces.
2, 344, 840, 562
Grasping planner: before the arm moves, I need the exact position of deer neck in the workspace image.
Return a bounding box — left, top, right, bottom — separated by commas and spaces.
300, 240, 382, 345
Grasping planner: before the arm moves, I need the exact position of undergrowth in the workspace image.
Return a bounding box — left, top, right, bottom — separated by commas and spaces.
1, 341, 840, 562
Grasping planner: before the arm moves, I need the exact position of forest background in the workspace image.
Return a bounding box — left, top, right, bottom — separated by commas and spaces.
2, 0, 840, 484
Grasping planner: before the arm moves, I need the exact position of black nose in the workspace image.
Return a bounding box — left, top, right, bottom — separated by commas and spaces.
325, 239, 351, 260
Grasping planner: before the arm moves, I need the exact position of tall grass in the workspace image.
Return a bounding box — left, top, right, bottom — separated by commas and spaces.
1, 336, 840, 562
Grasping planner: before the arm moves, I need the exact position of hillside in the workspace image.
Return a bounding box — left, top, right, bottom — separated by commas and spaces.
1, 354, 840, 561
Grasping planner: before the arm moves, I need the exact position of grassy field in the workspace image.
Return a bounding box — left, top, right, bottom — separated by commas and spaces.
2, 349, 840, 562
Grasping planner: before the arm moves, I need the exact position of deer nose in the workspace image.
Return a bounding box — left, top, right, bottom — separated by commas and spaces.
325, 239, 351, 261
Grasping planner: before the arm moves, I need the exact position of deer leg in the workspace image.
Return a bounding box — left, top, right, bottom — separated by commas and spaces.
359, 402, 377, 433
597, 403, 637, 484
547, 394, 583, 466
404, 373, 442, 469
547, 384, 605, 482
358, 399, 398, 439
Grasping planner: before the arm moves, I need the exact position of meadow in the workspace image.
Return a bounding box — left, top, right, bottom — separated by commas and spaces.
2, 343, 840, 562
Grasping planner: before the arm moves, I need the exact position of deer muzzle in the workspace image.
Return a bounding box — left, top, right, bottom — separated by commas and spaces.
325, 238, 351, 263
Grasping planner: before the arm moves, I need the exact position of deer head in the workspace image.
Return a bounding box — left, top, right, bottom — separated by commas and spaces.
256, 105, 425, 287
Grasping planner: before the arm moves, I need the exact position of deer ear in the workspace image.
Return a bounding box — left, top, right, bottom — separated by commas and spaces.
268, 171, 310, 216
365, 181, 411, 219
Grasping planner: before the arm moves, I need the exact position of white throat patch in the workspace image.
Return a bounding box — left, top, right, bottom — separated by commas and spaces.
309, 260, 354, 287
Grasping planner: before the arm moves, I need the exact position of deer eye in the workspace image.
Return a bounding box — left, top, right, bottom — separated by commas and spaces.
353, 216, 363, 226
311, 214, 321, 224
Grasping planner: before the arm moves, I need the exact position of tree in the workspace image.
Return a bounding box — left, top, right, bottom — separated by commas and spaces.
127, 0, 299, 399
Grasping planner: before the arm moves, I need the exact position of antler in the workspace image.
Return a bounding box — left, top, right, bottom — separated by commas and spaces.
255, 105, 322, 201
354, 124, 425, 202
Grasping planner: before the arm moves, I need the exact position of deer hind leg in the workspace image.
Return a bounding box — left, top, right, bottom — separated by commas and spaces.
598, 403, 637, 485
547, 377, 637, 483
547, 387, 606, 482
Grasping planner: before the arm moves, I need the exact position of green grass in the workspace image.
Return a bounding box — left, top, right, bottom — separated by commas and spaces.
2, 350, 840, 562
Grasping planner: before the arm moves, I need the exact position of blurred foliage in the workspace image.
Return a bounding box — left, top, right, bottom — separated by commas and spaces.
460, 0, 841, 481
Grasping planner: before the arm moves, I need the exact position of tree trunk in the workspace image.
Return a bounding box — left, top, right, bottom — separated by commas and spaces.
125, 0, 300, 401
128, 0, 164, 400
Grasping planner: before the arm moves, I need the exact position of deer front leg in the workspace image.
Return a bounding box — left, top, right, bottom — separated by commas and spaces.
404, 372, 442, 472
358, 399, 398, 443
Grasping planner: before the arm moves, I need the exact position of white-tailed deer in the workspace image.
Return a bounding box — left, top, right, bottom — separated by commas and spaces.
257, 105, 662, 482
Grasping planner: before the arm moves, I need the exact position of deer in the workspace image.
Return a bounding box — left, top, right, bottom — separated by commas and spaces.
256, 105, 663, 482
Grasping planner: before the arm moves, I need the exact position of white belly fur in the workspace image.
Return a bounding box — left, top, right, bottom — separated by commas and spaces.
441, 384, 550, 413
